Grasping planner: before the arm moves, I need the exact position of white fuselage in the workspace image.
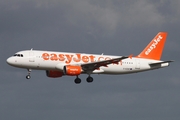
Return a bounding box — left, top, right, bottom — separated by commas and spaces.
7, 50, 169, 75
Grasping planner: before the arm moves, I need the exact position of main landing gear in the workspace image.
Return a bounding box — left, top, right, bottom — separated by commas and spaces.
74, 77, 81, 84
74, 76, 94, 84
86, 76, 93, 83
26, 69, 31, 79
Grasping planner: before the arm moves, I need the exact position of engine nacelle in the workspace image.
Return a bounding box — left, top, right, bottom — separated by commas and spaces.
46, 70, 63, 78
63, 65, 82, 76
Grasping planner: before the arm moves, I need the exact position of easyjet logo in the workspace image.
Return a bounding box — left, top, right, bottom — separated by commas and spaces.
42, 53, 112, 64
145, 35, 163, 55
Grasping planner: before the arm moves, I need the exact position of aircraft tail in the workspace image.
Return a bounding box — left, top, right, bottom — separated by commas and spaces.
137, 32, 168, 60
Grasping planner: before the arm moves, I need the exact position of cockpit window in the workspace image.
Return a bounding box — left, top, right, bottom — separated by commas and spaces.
13, 54, 24, 57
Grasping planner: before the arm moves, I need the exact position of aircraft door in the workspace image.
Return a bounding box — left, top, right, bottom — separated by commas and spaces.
135, 60, 140, 69
29, 51, 35, 62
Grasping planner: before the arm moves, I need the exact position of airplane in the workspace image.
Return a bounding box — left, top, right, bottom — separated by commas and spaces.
7, 32, 173, 84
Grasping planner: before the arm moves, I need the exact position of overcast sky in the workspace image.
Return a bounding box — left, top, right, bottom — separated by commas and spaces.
1, 0, 180, 120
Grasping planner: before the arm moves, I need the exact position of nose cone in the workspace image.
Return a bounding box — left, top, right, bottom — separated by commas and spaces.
6, 57, 14, 65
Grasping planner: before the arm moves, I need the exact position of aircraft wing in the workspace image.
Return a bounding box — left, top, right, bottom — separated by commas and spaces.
80, 56, 128, 72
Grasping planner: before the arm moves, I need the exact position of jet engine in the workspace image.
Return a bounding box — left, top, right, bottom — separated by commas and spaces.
63, 65, 81, 76
46, 70, 63, 78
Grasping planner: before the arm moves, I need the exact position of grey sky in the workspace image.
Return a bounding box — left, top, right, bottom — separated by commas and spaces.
1, 0, 180, 120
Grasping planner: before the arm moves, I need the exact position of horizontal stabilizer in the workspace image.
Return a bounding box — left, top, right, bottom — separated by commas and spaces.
149, 60, 174, 67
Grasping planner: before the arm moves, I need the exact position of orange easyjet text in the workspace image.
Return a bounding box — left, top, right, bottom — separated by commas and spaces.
42, 53, 112, 64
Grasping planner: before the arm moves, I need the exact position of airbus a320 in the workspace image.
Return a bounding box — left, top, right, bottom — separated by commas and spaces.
7, 32, 173, 84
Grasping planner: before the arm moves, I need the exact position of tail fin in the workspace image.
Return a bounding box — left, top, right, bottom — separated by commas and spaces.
137, 32, 168, 60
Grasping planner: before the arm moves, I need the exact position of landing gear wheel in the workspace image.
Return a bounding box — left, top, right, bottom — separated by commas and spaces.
26, 69, 31, 79
26, 75, 31, 79
86, 76, 93, 83
74, 78, 81, 84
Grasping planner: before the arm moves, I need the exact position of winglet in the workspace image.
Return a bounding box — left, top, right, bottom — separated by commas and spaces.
129, 54, 133, 59
137, 32, 167, 60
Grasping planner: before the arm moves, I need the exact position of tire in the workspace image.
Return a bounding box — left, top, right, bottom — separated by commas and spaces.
86, 76, 93, 83
74, 78, 81, 84
26, 75, 31, 79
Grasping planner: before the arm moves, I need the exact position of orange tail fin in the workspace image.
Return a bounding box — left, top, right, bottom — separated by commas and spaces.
137, 32, 168, 60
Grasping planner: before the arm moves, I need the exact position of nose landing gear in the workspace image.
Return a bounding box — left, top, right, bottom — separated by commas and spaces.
26, 69, 31, 79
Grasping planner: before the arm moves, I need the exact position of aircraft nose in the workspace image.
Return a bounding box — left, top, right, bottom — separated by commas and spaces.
6, 57, 14, 65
